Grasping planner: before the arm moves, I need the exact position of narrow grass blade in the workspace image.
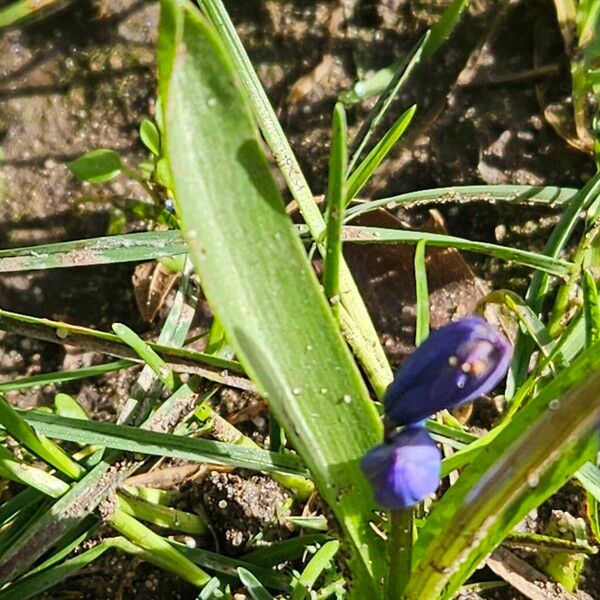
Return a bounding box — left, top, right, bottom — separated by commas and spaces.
0, 396, 84, 480
0, 230, 186, 273
291, 540, 340, 600
113, 322, 176, 390
0, 488, 42, 528
423, 0, 470, 59
201, 0, 393, 401
339, 226, 572, 276
242, 534, 330, 567
20, 410, 309, 476
173, 543, 290, 591
483, 290, 567, 368
323, 103, 347, 314
508, 171, 600, 395
414, 239, 429, 345
0, 538, 114, 600
108, 504, 211, 586
0, 0, 72, 29
238, 568, 275, 600
0, 360, 133, 393
0, 308, 250, 390
348, 33, 428, 169
344, 185, 577, 221
583, 270, 600, 346
405, 341, 600, 600
346, 106, 416, 202
117, 491, 207, 535
160, 3, 385, 593
0, 446, 69, 497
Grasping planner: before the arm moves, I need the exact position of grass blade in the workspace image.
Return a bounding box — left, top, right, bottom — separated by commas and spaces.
323, 102, 348, 313
347, 33, 428, 168
344, 184, 577, 221
238, 568, 275, 600
0, 229, 186, 273
20, 410, 309, 476
583, 269, 600, 346
414, 239, 430, 345
0, 308, 249, 390
291, 540, 340, 600
346, 106, 416, 202
338, 226, 572, 276
201, 0, 393, 401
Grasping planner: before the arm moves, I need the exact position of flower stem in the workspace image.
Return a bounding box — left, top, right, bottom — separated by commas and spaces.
386, 508, 413, 598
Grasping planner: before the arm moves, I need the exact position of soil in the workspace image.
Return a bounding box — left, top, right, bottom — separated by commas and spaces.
0, 0, 598, 598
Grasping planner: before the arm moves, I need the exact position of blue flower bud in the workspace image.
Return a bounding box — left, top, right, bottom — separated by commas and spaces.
384, 316, 512, 426
360, 426, 441, 509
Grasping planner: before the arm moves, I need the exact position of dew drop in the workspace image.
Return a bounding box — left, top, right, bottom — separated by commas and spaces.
292, 387, 302, 396
207, 97, 217, 107
319, 388, 328, 394
342, 394, 352, 404
526, 471, 540, 487
548, 399, 560, 410
305, 344, 313, 351
56, 328, 69, 339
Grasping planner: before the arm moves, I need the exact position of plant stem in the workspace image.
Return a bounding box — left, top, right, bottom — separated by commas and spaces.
386, 508, 413, 599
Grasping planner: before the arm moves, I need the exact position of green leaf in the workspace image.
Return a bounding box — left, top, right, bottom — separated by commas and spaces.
54, 394, 88, 421
414, 240, 429, 346
344, 184, 577, 221
583, 270, 600, 346
238, 568, 274, 600
140, 118, 161, 156
347, 33, 428, 162
67, 149, 123, 184
20, 409, 309, 476
346, 105, 416, 202
291, 540, 340, 600
423, 0, 470, 59
323, 102, 347, 312
338, 226, 572, 276
158, 1, 384, 593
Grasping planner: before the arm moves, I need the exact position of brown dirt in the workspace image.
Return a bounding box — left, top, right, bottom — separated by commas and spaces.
0, 0, 598, 598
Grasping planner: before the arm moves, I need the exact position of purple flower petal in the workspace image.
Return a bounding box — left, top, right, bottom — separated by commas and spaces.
360, 426, 441, 509
384, 316, 512, 426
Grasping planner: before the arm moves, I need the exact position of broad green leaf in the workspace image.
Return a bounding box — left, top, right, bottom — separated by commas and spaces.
67, 149, 122, 184
159, 2, 384, 593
